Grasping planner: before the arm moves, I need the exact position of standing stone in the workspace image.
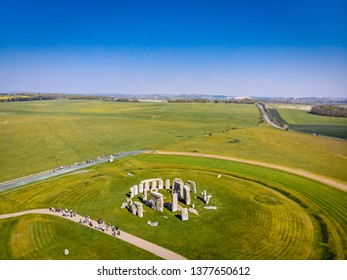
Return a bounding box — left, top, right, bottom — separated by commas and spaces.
171, 193, 178, 212
142, 190, 147, 201
152, 180, 157, 190
130, 187, 135, 199
139, 183, 144, 193
178, 183, 183, 200
173, 178, 183, 193
109, 155, 114, 162
134, 202, 143, 218
145, 182, 150, 192
183, 185, 191, 205
150, 192, 164, 212
165, 179, 170, 189
133, 185, 139, 196
181, 208, 189, 221
188, 180, 197, 193
130, 204, 137, 215
206, 195, 212, 205
158, 179, 164, 190
202, 190, 207, 202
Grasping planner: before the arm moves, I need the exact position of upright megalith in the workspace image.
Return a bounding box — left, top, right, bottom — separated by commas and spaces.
165, 179, 170, 190
109, 155, 114, 162
151, 192, 164, 212
174, 178, 184, 199
188, 180, 196, 193
130, 204, 137, 215
145, 182, 150, 192
202, 190, 207, 202
183, 185, 191, 205
158, 180, 164, 190
139, 183, 144, 193
206, 195, 212, 205
171, 193, 178, 212
142, 190, 148, 201
152, 180, 157, 190
130, 187, 135, 199
181, 208, 189, 221
134, 202, 143, 217
201, 190, 212, 204
133, 185, 139, 196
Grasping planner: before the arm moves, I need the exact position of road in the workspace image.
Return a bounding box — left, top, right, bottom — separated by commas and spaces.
256, 103, 286, 130
0, 150, 147, 192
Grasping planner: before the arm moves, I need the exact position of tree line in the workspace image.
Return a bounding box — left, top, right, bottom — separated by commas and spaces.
310, 105, 347, 118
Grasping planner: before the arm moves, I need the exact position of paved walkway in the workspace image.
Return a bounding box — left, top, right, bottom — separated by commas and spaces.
0, 209, 186, 260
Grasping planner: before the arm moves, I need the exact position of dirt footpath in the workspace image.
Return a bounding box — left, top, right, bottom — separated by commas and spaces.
150, 151, 347, 193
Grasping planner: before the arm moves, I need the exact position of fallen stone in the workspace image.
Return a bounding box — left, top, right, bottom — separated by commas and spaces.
150, 222, 158, 227
188, 208, 199, 215
203, 206, 217, 210
120, 202, 128, 209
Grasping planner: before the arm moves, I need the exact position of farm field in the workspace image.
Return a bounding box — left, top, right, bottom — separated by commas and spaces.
1, 154, 346, 260
268, 104, 347, 140
0, 100, 346, 260
275, 107, 347, 126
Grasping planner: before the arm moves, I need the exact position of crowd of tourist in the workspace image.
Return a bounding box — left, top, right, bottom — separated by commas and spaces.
52, 151, 124, 173
49, 207, 76, 217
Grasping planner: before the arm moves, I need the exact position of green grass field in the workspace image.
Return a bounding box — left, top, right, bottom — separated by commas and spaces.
0, 100, 346, 182
1, 154, 346, 259
0, 100, 259, 182
0, 100, 346, 260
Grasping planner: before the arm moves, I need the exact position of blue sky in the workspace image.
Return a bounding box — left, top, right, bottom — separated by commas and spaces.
0, 0, 346, 97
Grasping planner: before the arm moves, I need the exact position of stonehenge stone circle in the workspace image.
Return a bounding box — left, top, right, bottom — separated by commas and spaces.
123, 177, 215, 221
